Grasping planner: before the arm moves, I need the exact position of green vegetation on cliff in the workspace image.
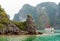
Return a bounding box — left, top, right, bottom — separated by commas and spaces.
12, 21, 26, 30
0, 24, 4, 30
0, 5, 9, 29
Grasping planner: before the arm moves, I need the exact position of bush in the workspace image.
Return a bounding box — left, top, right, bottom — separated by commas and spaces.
0, 24, 4, 29
0, 5, 8, 18
0, 17, 10, 24
12, 21, 26, 30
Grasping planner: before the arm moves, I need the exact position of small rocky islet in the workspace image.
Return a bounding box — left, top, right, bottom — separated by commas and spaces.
0, 5, 42, 35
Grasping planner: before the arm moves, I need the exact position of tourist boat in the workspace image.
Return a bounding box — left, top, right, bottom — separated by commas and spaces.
45, 24, 54, 34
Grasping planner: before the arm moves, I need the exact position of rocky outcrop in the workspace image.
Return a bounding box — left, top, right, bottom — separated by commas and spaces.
0, 5, 42, 35
26, 15, 37, 34
5, 22, 21, 34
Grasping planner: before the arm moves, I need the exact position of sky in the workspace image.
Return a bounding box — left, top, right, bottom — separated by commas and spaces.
0, 0, 60, 20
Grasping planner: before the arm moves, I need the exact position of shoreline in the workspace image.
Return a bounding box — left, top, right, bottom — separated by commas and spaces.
0, 34, 43, 36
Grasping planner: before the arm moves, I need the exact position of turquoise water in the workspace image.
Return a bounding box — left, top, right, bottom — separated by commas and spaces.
0, 30, 60, 41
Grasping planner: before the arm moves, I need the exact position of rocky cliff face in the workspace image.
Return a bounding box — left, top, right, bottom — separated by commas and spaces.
13, 2, 60, 29
13, 4, 36, 22
36, 2, 58, 27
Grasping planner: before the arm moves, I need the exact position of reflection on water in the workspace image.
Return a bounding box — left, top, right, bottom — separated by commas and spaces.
0, 35, 36, 41
23, 35, 36, 41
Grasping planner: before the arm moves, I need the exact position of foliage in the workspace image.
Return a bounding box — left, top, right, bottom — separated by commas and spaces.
12, 21, 26, 30
0, 5, 8, 18
0, 18, 10, 24
0, 24, 4, 29
0, 5, 9, 24
0, 5, 10, 30
27, 14, 32, 17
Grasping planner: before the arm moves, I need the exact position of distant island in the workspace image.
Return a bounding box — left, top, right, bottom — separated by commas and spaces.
13, 2, 60, 30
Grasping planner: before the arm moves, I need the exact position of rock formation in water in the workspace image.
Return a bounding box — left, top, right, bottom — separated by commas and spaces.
25, 15, 37, 34
0, 5, 38, 35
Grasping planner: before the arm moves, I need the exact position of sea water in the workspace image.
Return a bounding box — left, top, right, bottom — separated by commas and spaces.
0, 30, 60, 41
